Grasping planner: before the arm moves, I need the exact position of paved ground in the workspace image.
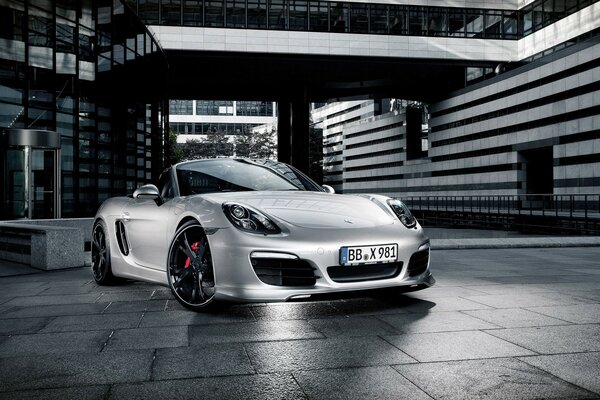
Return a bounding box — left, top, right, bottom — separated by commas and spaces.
1, 246, 599, 399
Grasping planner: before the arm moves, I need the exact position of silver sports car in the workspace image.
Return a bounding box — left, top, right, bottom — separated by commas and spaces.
92, 158, 434, 310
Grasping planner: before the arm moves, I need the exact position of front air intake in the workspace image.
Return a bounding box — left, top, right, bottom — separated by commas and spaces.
327, 262, 403, 283
407, 249, 429, 277
251, 258, 317, 287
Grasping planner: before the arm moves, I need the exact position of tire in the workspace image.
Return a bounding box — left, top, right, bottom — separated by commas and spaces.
167, 220, 216, 311
91, 220, 118, 285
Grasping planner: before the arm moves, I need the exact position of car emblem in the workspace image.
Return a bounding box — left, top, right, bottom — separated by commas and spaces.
344, 218, 354, 224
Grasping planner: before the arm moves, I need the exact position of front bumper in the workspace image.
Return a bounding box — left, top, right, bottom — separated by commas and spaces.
207, 222, 435, 302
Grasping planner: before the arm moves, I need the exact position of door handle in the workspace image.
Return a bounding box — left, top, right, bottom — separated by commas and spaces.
121, 212, 130, 221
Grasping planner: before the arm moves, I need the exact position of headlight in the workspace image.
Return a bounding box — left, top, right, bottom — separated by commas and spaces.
222, 203, 281, 234
387, 199, 417, 228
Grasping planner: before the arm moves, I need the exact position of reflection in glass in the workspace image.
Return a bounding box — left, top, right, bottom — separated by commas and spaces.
227, 0, 246, 27
205, 0, 225, 26
369, 4, 387, 34
56, 20, 75, 53
5, 149, 26, 218
31, 149, 56, 219
350, 3, 368, 33
427, 9, 447, 36
289, 0, 308, 31
139, 0, 160, 24
466, 10, 484, 37
248, 0, 267, 28
183, 0, 203, 25
448, 11, 465, 37
0, 85, 22, 104
330, 2, 347, 33
268, 0, 286, 29
162, 0, 182, 25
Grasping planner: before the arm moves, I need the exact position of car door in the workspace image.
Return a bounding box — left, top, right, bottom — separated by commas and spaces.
121, 196, 172, 270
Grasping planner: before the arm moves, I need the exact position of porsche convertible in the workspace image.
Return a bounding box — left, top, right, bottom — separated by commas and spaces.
91, 158, 434, 310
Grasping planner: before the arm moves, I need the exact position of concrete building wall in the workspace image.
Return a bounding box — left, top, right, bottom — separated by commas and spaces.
342, 111, 407, 194
425, 41, 600, 197
313, 100, 376, 192
151, 26, 518, 62
518, 2, 600, 60
317, 39, 599, 199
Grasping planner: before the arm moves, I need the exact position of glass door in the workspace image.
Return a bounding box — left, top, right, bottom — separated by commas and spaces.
4, 148, 27, 218
30, 149, 57, 219
2, 147, 60, 219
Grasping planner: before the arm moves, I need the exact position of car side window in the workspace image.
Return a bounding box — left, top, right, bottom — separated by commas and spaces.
157, 171, 176, 201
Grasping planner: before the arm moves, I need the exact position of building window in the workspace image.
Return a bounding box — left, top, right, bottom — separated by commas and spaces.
139, 0, 160, 24
289, 0, 308, 31
268, 0, 286, 29
248, 0, 267, 28
236, 101, 273, 116
183, 0, 203, 25
309, 1, 328, 32
161, 0, 182, 25
349, 3, 368, 33
169, 99, 193, 114
205, 0, 225, 26
226, 0, 246, 27
330, 2, 348, 33
196, 100, 234, 115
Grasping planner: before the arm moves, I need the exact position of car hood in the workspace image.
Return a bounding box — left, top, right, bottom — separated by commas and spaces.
200, 191, 396, 229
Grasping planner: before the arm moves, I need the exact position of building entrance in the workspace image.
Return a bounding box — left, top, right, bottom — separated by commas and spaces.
1, 129, 61, 219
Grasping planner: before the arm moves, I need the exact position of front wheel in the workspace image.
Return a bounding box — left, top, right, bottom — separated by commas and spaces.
167, 220, 216, 311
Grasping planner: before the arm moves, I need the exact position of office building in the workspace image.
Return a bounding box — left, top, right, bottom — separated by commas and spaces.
0, 0, 168, 219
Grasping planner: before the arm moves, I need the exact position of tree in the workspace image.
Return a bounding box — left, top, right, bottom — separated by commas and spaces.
200, 131, 233, 158
233, 128, 276, 159
178, 139, 206, 160
167, 128, 183, 166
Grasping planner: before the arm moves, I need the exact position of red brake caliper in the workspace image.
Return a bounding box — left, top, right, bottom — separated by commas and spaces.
184, 242, 201, 269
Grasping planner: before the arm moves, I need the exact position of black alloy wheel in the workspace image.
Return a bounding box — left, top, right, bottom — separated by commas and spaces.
167, 220, 216, 310
91, 221, 117, 284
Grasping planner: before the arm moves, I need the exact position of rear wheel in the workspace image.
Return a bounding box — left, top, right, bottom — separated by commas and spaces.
167, 220, 216, 311
91, 220, 117, 285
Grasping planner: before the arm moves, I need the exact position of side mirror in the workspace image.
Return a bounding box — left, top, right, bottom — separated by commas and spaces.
133, 184, 160, 200
322, 184, 335, 194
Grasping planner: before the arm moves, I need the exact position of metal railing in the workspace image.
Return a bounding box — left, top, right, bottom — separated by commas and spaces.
402, 194, 600, 234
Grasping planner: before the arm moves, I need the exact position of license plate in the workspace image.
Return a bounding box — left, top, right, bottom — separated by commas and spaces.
339, 244, 398, 266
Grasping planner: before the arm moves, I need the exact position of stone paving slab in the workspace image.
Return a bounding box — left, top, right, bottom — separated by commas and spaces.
0, 385, 109, 400
109, 373, 306, 400
139, 308, 255, 327
245, 336, 416, 372
393, 358, 596, 400
293, 366, 431, 400
104, 326, 189, 351
383, 330, 536, 362
526, 303, 600, 324
462, 308, 571, 328
0, 246, 599, 399
306, 315, 400, 337
0, 349, 153, 392
189, 320, 324, 345
40, 312, 143, 333
152, 343, 255, 380
519, 352, 600, 394
485, 324, 600, 354
0, 330, 110, 357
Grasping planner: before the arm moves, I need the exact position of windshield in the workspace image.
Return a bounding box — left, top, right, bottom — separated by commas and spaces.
175, 159, 322, 196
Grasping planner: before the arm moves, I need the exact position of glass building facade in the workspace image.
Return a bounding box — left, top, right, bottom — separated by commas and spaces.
0, 0, 168, 219
124, 0, 597, 40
